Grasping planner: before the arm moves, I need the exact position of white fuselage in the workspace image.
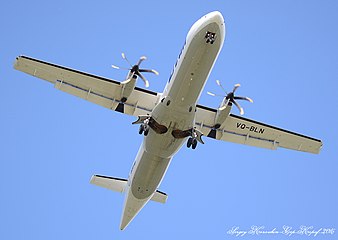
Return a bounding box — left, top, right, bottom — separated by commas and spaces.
120, 11, 225, 230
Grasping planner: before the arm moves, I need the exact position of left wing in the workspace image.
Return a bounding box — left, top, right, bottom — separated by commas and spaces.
195, 104, 322, 154
14, 56, 161, 116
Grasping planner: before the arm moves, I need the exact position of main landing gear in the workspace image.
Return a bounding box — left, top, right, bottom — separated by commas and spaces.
172, 127, 204, 150
187, 129, 198, 150
187, 137, 198, 149
138, 118, 150, 136
133, 115, 168, 137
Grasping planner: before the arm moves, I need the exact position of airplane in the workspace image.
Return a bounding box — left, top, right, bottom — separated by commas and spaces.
14, 11, 322, 230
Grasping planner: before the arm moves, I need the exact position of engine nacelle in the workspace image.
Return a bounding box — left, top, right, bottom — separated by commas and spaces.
120, 74, 137, 102
213, 103, 232, 129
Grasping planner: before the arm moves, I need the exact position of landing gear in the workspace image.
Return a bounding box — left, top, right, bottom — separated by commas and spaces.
144, 127, 149, 136
187, 137, 192, 148
139, 125, 144, 135
192, 138, 197, 149
138, 118, 150, 136
186, 129, 199, 150
187, 137, 198, 149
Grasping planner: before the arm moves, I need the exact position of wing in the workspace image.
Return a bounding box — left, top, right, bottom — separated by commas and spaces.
195, 104, 322, 154
14, 56, 161, 116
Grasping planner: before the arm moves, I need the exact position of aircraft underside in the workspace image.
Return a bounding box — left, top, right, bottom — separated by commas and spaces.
13, 11, 322, 231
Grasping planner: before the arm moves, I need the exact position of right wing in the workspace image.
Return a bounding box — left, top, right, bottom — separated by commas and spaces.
14, 56, 161, 116
195, 104, 322, 154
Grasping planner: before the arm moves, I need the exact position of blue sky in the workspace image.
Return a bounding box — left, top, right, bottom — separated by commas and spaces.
1, 0, 338, 239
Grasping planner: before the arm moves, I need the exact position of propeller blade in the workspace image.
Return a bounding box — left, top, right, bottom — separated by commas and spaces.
233, 83, 241, 93
121, 77, 132, 85
216, 80, 227, 94
137, 73, 150, 88
207, 91, 225, 97
209, 80, 252, 114
137, 56, 147, 66
234, 96, 253, 103
233, 100, 244, 115
111, 65, 130, 70
111, 65, 120, 69
121, 52, 132, 67
113, 53, 157, 87
207, 91, 216, 96
139, 69, 159, 75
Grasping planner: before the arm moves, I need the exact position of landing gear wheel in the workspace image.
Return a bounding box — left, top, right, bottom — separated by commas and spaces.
187, 137, 193, 148
144, 127, 149, 136
192, 138, 197, 149
139, 125, 144, 135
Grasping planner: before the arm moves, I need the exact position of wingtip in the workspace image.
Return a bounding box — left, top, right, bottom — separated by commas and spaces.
89, 175, 97, 184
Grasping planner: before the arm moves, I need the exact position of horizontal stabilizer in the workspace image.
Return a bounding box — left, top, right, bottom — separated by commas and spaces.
90, 175, 127, 193
152, 190, 168, 204
90, 174, 168, 203
90, 175, 168, 203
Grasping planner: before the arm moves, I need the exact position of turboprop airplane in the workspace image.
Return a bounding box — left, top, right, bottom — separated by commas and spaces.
14, 11, 322, 230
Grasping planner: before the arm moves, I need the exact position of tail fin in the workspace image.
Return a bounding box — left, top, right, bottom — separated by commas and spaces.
90, 174, 168, 203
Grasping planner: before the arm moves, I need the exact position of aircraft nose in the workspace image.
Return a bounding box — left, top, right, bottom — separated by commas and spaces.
205, 11, 224, 25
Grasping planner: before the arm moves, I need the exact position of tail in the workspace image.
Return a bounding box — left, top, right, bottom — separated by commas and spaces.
91, 174, 168, 230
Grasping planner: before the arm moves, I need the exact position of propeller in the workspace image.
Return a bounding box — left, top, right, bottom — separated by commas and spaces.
207, 80, 253, 115
111, 53, 159, 88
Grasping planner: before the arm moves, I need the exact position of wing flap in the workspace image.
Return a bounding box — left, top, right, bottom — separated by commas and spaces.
54, 79, 120, 111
